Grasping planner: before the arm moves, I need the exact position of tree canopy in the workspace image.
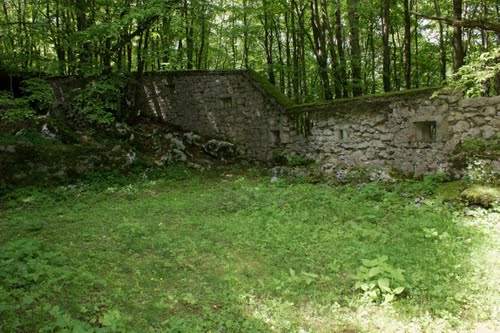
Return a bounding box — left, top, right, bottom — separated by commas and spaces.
1, 0, 499, 101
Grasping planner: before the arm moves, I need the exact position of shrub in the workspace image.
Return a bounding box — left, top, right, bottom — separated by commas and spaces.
0, 78, 53, 122
74, 78, 124, 125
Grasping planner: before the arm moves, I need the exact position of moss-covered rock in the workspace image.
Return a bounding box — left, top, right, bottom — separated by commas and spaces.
435, 181, 465, 203
460, 184, 500, 207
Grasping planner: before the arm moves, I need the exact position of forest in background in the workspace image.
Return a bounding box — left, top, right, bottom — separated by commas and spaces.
1, 0, 499, 102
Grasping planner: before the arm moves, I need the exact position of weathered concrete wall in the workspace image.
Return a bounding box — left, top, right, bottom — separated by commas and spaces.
137, 71, 285, 160
281, 90, 500, 175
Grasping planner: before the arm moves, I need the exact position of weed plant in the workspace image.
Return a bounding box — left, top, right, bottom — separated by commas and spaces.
0, 166, 498, 332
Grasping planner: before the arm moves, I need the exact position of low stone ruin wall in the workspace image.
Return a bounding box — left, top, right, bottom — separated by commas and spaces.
47, 70, 499, 176
281, 91, 499, 175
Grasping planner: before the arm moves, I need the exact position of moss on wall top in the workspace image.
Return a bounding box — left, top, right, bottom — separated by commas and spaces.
286, 86, 442, 113
245, 70, 294, 108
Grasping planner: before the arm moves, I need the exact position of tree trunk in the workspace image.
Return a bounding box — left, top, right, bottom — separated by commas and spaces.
290, 0, 301, 102
184, 0, 194, 70
348, 0, 362, 96
263, 8, 276, 85
285, 7, 293, 98
335, 0, 348, 97
274, 20, 286, 91
197, 5, 207, 69
403, 0, 411, 89
452, 0, 465, 71
433, 0, 446, 82
243, 0, 250, 68
381, 0, 391, 92
322, 0, 342, 98
75, 0, 90, 74
310, 0, 332, 100
369, 23, 376, 94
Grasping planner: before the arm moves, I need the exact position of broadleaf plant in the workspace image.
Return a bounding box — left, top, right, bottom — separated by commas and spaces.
354, 255, 407, 303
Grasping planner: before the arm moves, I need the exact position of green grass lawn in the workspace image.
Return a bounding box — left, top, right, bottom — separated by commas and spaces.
0, 167, 498, 332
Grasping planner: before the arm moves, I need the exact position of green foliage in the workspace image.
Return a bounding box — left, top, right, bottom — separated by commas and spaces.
355, 255, 406, 303
463, 160, 498, 186
460, 137, 500, 157
0, 91, 35, 122
0, 78, 53, 122
402, 171, 452, 196
21, 78, 54, 111
0, 167, 497, 332
450, 47, 500, 97
453, 138, 500, 185
0, 238, 133, 332
74, 78, 124, 125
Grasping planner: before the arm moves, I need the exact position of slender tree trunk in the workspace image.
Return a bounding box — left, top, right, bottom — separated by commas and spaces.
322, 0, 341, 98
369, 23, 376, 94
292, 1, 308, 98
335, 0, 348, 97
285, 7, 293, 98
53, 0, 66, 74
391, 26, 400, 90
403, 0, 411, 89
495, 4, 500, 94
452, 0, 465, 71
185, 10, 194, 68
413, 0, 419, 87
381, 0, 391, 92
481, 1, 489, 50
433, 0, 446, 82
290, 0, 301, 102
197, 6, 207, 69
274, 20, 286, 91
263, 11, 276, 84
348, 0, 362, 96
75, 0, 90, 74
243, 0, 250, 68
310, 0, 332, 100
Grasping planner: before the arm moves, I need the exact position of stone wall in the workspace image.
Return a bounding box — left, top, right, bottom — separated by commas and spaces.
47, 70, 499, 175
137, 70, 285, 161
281, 90, 500, 175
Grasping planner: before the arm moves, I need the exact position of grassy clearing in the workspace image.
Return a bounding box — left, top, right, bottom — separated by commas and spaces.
0, 166, 498, 332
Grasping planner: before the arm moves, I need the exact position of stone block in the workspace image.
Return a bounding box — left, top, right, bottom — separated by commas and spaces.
417, 106, 437, 115
490, 119, 500, 129
470, 116, 487, 126
436, 104, 449, 113
484, 106, 496, 116
380, 134, 393, 141
458, 97, 489, 108
374, 113, 386, 125
447, 112, 463, 123
453, 120, 470, 132
481, 126, 497, 140
322, 128, 334, 136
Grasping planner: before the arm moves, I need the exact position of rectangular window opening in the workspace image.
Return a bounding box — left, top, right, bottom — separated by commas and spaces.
221, 97, 232, 109
271, 130, 281, 144
414, 121, 437, 142
336, 129, 348, 141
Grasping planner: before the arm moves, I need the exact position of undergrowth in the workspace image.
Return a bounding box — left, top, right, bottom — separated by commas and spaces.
0, 166, 498, 332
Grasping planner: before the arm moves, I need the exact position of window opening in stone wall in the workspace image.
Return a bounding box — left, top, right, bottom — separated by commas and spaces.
336, 129, 348, 141
271, 130, 281, 144
221, 97, 232, 109
414, 121, 437, 142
